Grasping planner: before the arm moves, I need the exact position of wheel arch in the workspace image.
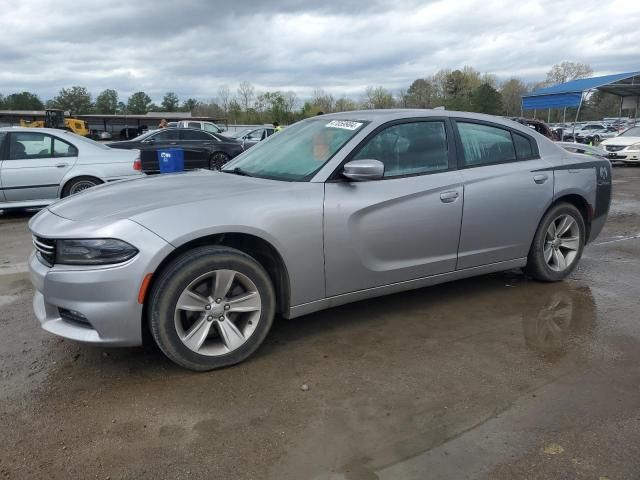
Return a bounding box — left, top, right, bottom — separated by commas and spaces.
539, 193, 592, 243
142, 232, 291, 338
60, 175, 104, 197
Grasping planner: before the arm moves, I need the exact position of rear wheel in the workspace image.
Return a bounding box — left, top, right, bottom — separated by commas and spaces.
149, 246, 275, 371
525, 203, 585, 282
62, 176, 102, 197
209, 152, 230, 170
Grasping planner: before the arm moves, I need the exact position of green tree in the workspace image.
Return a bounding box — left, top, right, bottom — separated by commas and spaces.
500, 78, 528, 116
51, 86, 93, 114
181, 98, 199, 113
363, 86, 393, 109
94, 89, 119, 114
5, 91, 44, 110
406, 78, 436, 108
334, 97, 357, 112
161, 92, 180, 112
470, 83, 503, 114
0, 93, 5, 109
127, 91, 152, 114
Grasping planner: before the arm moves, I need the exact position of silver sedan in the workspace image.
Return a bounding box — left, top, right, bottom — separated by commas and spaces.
27, 110, 612, 370
0, 127, 142, 211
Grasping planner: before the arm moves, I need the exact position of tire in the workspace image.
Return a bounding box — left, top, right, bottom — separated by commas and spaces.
525, 202, 585, 282
209, 152, 230, 170
62, 176, 101, 197
148, 246, 276, 371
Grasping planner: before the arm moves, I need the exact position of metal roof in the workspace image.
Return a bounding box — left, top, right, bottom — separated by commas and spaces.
522, 71, 640, 110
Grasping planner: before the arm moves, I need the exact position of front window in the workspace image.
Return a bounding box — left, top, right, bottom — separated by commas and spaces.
352, 121, 449, 177
222, 119, 367, 181
620, 126, 640, 137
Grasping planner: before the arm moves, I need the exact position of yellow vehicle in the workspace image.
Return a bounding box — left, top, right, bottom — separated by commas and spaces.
20, 109, 90, 136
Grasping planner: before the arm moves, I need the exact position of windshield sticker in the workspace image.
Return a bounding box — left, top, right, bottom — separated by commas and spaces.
325, 120, 363, 130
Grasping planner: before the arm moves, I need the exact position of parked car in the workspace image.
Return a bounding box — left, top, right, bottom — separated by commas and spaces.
27, 110, 612, 370
174, 120, 225, 134
573, 123, 606, 143
108, 127, 244, 172
580, 126, 619, 145
600, 125, 640, 164
0, 127, 142, 211
229, 126, 275, 148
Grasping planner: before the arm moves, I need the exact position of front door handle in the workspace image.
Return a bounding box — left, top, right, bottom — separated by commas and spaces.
440, 191, 459, 203
56, 163, 68, 168
533, 174, 548, 184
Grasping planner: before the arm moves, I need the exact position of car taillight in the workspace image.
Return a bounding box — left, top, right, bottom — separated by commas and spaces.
134, 158, 141, 171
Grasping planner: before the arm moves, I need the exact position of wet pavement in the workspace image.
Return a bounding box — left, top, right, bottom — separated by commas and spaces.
1, 167, 639, 479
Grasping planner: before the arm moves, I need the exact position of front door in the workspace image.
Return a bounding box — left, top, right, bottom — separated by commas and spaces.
1, 132, 77, 202
452, 120, 554, 269
323, 119, 463, 296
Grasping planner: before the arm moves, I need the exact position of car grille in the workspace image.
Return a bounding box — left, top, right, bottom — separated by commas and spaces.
605, 145, 625, 152
32, 236, 56, 266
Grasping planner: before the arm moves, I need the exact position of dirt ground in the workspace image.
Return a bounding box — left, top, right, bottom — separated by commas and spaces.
1, 167, 639, 480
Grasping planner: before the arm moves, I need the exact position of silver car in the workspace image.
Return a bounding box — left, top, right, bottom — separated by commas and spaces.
0, 128, 142, 210
27, 111, 612, 370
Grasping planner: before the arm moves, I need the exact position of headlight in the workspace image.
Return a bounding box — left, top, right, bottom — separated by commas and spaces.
626, 142, 640, 152
56, 239, 138, 265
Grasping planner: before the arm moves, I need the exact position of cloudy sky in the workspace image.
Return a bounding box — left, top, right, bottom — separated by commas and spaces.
1, 0, 638, 103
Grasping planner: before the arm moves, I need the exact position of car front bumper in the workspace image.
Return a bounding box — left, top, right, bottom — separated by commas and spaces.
606, 151, 640, 162
28, 213, 173, 346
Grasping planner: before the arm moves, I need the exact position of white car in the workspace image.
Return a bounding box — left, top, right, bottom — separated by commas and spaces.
600, 125, 640, 164
0, 127, 143, 211
171, 120, 225, 134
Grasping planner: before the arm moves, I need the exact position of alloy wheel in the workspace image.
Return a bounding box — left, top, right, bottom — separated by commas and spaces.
174, 269, 261, 356
69, 180, 97, 195
543, 214, 580, 272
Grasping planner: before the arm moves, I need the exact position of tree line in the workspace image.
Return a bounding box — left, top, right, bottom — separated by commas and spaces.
0, 62, 625, 124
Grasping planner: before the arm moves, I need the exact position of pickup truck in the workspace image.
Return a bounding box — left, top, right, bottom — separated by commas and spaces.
167, 120, 225, 134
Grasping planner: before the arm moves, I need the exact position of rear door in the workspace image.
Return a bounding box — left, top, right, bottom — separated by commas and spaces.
452, 120, 554, 269
179, 129, 214, 169
1, 132, 78, 202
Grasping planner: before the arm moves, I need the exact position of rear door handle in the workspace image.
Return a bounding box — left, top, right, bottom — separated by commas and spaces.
56, 163, 68, 168
533, 174, 548, 184
440, 191, 459, 203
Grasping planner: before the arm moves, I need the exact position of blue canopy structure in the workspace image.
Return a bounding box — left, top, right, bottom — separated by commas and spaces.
522, 71, 640, 111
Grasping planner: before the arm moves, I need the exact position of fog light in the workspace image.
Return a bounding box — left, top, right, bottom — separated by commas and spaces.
58, 308, 91, 328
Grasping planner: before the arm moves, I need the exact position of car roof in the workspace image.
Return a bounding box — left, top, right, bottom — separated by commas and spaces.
315, 109, 547, 133
0, 126, 73, 134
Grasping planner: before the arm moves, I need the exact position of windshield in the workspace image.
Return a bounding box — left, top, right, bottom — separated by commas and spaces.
63, 132, 111, 150
230, 128, 251, 138
620, 126, 640, 137
222, 118, 367, 181
128, 130, 155, 141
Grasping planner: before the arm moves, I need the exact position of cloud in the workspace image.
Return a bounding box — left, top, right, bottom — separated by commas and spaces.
0, 0, 638, 103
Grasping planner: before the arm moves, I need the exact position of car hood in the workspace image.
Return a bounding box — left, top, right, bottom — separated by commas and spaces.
48, 170, 284, 222
601, 136, 640, 146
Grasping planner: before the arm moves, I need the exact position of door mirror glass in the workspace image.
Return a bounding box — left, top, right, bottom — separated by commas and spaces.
342, 159, 384, 181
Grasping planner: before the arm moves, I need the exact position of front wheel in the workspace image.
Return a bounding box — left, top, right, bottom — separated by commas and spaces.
148, 246, 275, 371
209, 152, 230, 170
525, 203, 585, 282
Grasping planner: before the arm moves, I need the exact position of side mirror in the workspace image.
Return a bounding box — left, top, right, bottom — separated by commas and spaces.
342, 159, 384, 182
